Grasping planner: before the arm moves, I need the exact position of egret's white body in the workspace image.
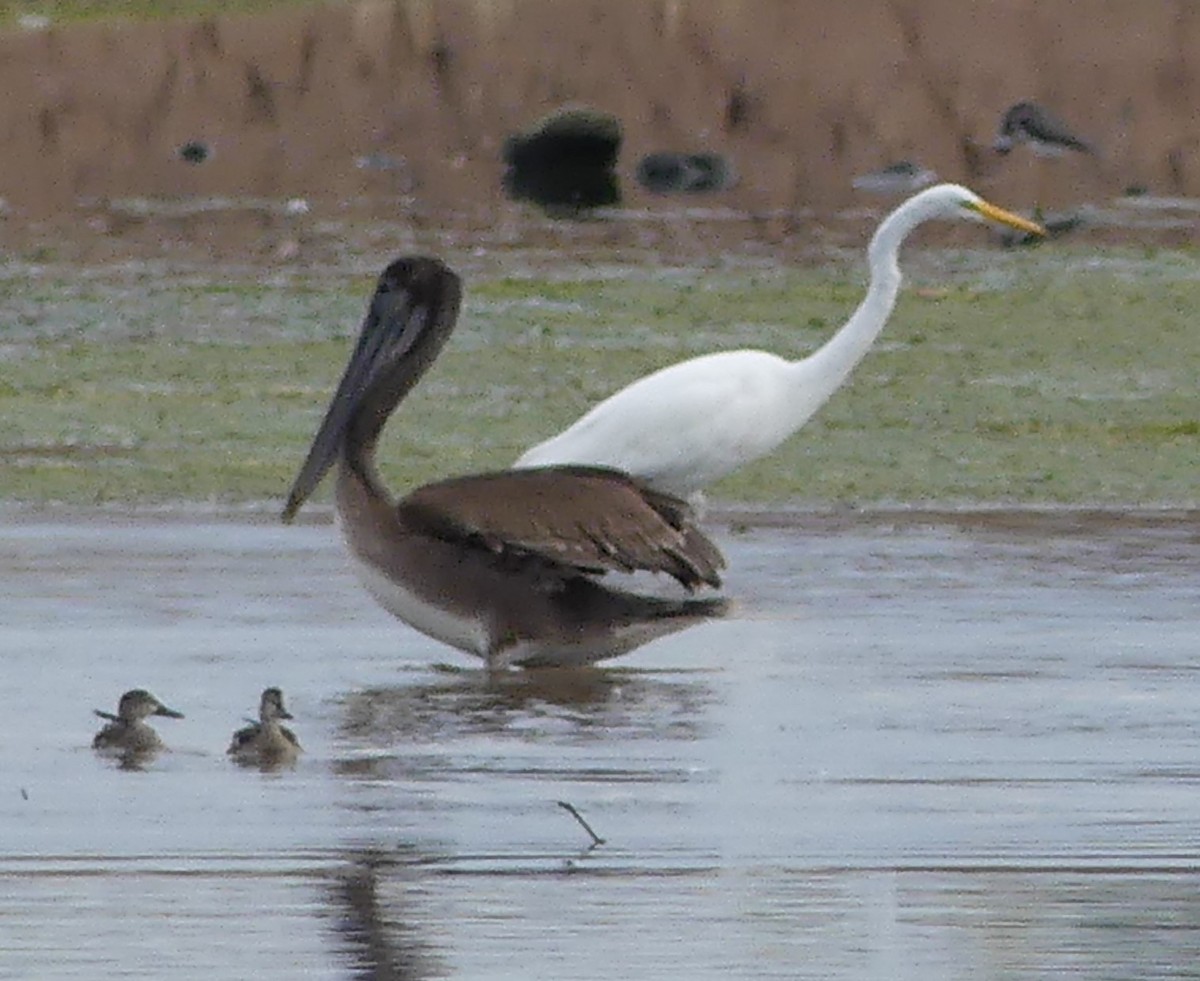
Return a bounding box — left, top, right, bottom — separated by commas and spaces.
516, 184, 1042, 499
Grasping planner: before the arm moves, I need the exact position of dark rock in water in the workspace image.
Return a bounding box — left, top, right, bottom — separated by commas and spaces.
177, 140, 211, 164
502, 106, 622, 213
636, 152, 735, 194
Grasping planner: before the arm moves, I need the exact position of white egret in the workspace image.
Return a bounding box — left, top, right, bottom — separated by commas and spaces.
515, 183, 1044, 500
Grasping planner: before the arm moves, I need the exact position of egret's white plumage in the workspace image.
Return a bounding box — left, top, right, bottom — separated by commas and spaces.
515, 184, 1043, 499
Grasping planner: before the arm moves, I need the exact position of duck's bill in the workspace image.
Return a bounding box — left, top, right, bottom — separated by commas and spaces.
155, 705, 185, 719
974, 200, 1045, 236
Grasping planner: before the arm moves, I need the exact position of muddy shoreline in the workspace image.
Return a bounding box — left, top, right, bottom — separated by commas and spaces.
2, 0, 1199, 229
4, 500, 1197, 534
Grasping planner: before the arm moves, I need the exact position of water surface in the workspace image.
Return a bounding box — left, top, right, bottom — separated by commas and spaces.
1, 509, 1198, 978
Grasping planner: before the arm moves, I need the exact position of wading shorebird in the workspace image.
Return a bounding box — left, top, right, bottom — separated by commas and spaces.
515, 184, 1044, 502
92, 689, 184, 756
851, 160, 937, 195
228, 687, 302, 766
282, 256, 726, 670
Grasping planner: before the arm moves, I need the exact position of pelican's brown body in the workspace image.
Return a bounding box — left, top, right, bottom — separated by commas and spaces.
284, 256, 727, 669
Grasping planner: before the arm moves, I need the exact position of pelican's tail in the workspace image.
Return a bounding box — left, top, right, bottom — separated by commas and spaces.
506, 587, 732, 669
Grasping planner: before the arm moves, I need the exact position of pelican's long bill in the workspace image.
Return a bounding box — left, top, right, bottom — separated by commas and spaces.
282, 260, 462, 522
969, 200, 1045, 237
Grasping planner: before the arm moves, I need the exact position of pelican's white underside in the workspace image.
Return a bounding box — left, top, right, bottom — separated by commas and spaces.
345, 546, 692, 670
349, 552, 492, 659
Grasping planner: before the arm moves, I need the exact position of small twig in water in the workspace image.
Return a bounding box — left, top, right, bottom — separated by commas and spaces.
556, 800, 605, 848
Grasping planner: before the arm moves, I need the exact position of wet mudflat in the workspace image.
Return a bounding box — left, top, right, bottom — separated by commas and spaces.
1, 508, 1198, 978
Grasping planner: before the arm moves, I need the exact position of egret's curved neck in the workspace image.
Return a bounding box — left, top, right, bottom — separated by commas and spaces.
786, 200, 930, 420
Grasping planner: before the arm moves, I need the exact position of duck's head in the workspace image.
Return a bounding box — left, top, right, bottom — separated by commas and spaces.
260, 687, 294, 722
114, 689, 184, 722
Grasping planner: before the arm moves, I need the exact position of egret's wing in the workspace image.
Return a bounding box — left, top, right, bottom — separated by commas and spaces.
396, 466, 724, 591
515, 350, 793, 493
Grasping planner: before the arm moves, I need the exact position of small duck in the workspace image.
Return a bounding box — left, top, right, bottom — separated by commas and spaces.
228, 687, 302, 766
92, 689, 184, 756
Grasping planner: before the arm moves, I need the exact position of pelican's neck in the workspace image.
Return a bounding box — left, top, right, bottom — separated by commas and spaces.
344, 291, 461, 504
336, 442, 401, 551
341, 448, 392, 511
341, 374, 419, 513
787, 197, 930, 414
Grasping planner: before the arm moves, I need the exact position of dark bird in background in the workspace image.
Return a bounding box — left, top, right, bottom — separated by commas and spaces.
636, 152, 736, 194
851, 160, 937, 195
993, 102, 1096, 157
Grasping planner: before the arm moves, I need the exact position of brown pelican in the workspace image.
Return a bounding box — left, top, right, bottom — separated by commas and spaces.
282, 256, 726, 670
92, 689, 184, 755
228, 687, 301, 766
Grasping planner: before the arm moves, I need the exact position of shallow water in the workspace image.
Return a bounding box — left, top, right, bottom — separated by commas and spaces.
2, 509, 1199, 978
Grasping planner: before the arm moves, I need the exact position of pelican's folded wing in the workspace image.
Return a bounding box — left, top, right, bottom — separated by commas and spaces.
396, 466, 725, 591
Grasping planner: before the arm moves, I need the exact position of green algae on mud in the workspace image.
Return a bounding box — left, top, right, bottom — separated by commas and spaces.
0, 0, 316, 27
1, 252, 1198, 508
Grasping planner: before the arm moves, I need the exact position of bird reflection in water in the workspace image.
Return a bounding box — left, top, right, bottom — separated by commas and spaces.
331, 667, 717, 779
329, 847, 441, 981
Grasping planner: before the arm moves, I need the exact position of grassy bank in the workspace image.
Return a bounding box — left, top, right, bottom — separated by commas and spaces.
2, 249, 1197, 509
1, 0, 315, 27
